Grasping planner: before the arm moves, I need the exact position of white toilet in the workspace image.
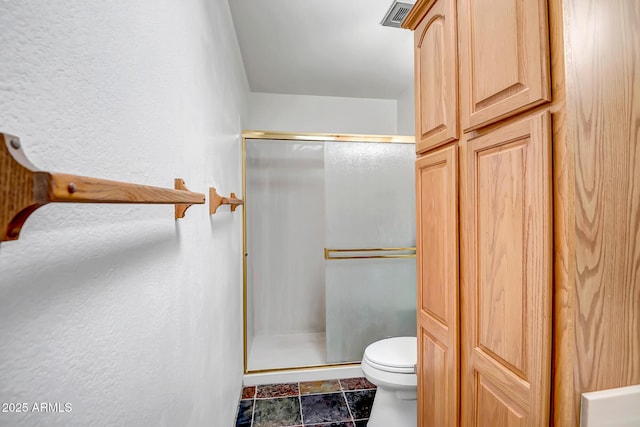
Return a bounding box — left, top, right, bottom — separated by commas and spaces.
361, 336, 417, 427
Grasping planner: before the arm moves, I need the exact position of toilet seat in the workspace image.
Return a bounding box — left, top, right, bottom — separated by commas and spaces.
361, 336, 418, 427
363, 337, 416, 374
363, 355, 414, 374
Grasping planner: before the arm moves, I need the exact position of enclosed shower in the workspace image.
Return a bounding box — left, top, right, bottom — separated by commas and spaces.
243, 132, 416, 373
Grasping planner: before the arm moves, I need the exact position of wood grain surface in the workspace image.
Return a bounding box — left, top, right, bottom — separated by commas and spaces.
564, 0, 640, 418
49, 173, 205, 205
402, 0, 439, 30
0, 133, 46, 241
414, 0, 459, 154
415, 144, 459, 426
460, 111, 552, 426
457, 0, 550, 131
548, 0, 579, 424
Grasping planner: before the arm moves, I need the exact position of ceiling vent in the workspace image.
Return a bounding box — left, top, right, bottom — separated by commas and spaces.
380, 0, 415, 28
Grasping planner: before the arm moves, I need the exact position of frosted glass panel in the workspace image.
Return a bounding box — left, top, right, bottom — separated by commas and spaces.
326, 258, 416, 363
246, 140, 326, 337
324, 142, 416, 247
324, 142, 416, 363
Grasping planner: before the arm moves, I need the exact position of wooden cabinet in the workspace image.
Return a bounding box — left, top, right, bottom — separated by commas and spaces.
459, 111, 552, 426
406, 0, 640, 425
405, 1, 552, 425
414, 0, 458, 154
457, 0, 550, 131
415, 145, 459, 427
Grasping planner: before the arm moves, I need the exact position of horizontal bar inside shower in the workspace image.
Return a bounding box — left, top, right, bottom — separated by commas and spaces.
324, 247, 416, 260
242, 130, 415, 144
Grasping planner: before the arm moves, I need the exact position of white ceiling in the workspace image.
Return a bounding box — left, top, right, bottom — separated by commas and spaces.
228, 0, 415, 100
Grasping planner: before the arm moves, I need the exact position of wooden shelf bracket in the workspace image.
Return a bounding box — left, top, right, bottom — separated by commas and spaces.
209, 187, 244, 215
1, 133, 206, 242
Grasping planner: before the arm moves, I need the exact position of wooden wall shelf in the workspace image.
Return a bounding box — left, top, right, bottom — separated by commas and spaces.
209, 187, 244, 215
1, 133, 206, 242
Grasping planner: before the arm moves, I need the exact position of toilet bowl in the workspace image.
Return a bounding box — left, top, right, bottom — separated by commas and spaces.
361, 336, 417, 427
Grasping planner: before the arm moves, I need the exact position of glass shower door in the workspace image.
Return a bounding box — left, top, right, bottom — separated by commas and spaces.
324, 141, 416, 363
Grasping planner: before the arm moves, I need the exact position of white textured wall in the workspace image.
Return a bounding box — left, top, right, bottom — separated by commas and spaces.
396, 84, 415, 136
0, 1, 248, 426
248, 92, 398, 135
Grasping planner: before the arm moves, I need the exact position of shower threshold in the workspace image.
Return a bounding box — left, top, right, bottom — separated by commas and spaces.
247, 332, 328, 371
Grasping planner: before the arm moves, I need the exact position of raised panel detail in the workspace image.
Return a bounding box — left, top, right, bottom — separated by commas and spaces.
416, 144, 459, 426
477, 373, 526, 427
458, 0, 550, 130
414, 0, 458, 153
460, 111, 552, 426
418, 158, 448, 324
420, 18, 445, 139
477, 142, 527, 376
422, 330, 448, 427
472, 0, 520, 102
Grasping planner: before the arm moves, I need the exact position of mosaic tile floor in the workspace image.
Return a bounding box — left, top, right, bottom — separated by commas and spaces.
235, 377, 376, 427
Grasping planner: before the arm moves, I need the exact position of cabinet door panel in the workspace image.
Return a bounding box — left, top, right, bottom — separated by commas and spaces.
477, 374, 526, 427
414, 0, 458, 154
422, 329, 448, 426
458, 0, 550, 131
415, 144, 458, 426
460, 111, 552, 426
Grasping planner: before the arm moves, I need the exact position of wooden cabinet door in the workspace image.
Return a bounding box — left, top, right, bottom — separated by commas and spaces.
460, 111, 552, 426
458, 0, 550, 131
414, 0, 458, 154
415, 144, 458, 427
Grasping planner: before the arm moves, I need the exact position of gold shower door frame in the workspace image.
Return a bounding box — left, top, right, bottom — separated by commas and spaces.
241, 130, 415, 374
